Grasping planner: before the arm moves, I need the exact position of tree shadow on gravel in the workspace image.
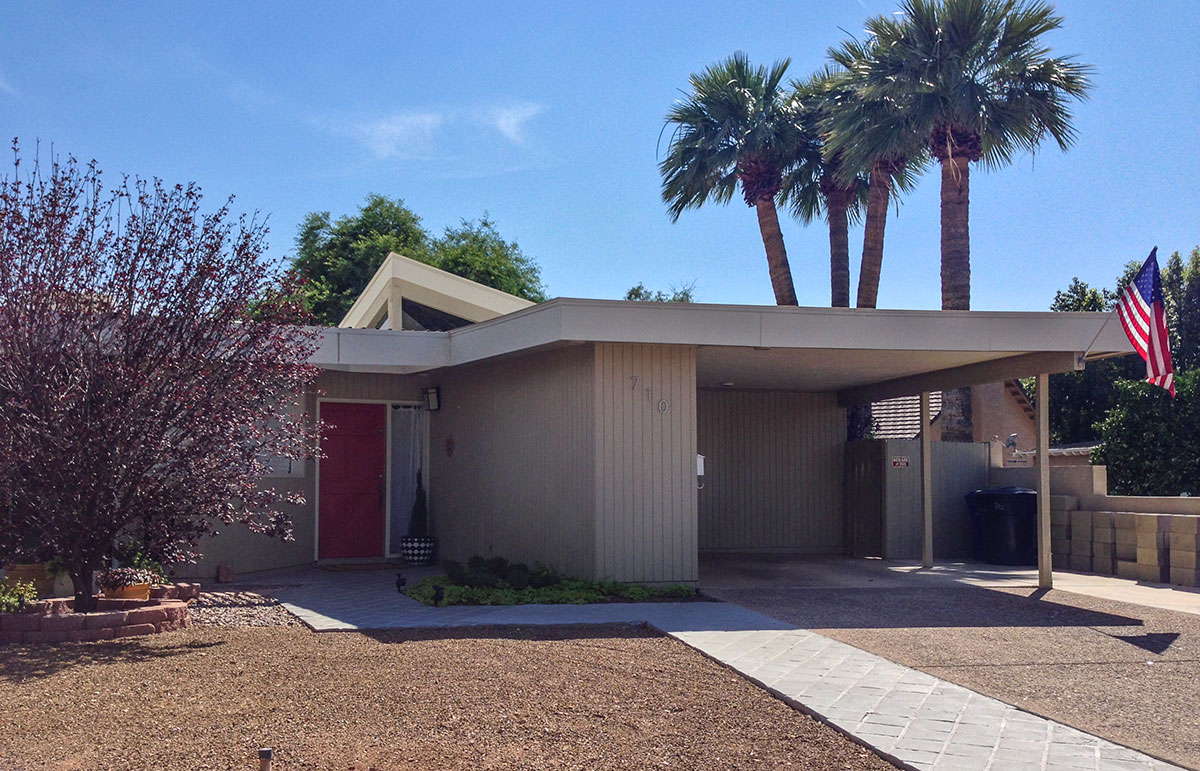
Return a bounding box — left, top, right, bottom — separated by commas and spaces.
361, 622, 660, 645
0, 638, 225, 681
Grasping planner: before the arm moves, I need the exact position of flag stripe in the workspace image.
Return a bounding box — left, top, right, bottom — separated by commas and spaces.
1117, 249, 1175, 398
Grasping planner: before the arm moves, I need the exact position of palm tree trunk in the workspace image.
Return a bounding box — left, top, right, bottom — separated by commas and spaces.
939, 154, 974, 442
754, 197, 798, 306
856, 162, 891, 309
940, 156, 971, 311
825, 189, 850, 308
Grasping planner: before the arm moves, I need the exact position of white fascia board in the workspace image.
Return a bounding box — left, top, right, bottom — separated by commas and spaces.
447, 302, 564, 365
315, 299, 1134, 376
449, 299, 1134, 359
309, 327, 451, 370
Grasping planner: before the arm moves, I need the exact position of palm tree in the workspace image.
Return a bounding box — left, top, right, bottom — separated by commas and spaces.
859, 0, 1092, 439
780, 71, 869, 308
822, 40, 926, 310
661, 52, 812, 306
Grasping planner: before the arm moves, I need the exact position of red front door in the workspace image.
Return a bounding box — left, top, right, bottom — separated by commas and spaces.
318, 402, 387, 559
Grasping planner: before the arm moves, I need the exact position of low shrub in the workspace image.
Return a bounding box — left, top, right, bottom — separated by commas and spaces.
405, 556, 698, 607
0, 579, 38, 613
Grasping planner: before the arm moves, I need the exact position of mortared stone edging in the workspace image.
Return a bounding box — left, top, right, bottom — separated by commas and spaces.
0, 582, 199, 644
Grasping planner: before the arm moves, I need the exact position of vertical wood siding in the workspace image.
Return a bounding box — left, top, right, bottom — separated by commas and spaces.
594, 343, 697, 583
882, 439, 990, 559
697, 389, 844, 552
317, 370, 425, 403
430, 345, 596, 578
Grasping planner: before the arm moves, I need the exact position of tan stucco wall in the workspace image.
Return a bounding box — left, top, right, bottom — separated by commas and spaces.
175, 370, 426, 579
594, 343, 698, 584
429, 345, 597, 579
697, 389, 844, 553
991, 464, 1200, 516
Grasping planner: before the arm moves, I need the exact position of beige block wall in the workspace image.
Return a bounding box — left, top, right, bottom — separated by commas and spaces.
594, 343, 698, 584
697, 389, 844, 554
176, 370, 427, 579
429, 345, 597, 579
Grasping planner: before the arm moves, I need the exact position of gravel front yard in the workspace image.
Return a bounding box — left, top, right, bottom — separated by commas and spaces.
0, 623, 897, 771
189, 587, 302, 627
714, 582, 1200, 769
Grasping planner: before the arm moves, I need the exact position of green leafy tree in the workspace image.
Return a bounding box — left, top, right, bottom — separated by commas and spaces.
661, 52, 808, 306
1092, 372, 1200, 495
432, 216, 547, 303
856, 0, 1093, 441
291, 195, 430, 324
1045, 278, 1138, 444
624, 281, 696, 303
291, 198, 547, 325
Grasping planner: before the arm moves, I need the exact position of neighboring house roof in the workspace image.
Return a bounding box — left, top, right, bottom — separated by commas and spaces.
340, 252, 535, 331
872, 392, 943, 438
312, 299, 1134, 400
1049, 441, 1101, 457
871, 379, 1034, 439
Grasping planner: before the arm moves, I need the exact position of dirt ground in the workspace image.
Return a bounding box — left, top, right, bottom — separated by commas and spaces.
0, 623, 896, 771
713, 582, 1200, 769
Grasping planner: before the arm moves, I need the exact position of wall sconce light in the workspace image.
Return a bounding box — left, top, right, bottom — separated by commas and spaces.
423, 386, 441, 411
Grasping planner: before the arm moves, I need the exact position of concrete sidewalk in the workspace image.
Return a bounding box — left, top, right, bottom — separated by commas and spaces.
266, 568, 1180, 771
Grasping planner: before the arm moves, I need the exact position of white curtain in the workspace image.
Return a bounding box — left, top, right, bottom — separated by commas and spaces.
389, 406, 425, 554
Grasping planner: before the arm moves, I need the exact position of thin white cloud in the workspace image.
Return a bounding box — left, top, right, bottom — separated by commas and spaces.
487, 103, 544, 144
0, 72, 15, 96
346, 111, 445, 160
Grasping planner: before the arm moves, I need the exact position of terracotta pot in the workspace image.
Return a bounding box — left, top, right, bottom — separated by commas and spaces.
102, 583, 152, 601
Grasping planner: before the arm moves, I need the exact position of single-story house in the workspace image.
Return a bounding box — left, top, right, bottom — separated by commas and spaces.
181, 253, 1134, 587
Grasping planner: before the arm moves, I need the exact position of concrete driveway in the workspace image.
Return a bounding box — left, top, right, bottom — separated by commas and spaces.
700, 553, 1200, 769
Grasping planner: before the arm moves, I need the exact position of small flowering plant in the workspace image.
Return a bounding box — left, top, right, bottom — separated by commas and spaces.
97, 567, 163, 590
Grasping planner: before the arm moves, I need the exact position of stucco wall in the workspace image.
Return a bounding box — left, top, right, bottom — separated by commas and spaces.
697, 389, 844, 554
429, 345, 597, 579
594, 343, 698, 584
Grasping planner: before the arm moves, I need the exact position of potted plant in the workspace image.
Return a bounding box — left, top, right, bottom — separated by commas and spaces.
399, 471, 435, 566
97, 567, 161, 601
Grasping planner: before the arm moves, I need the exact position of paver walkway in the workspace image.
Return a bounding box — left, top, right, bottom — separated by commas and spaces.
262, 568, 1181, 771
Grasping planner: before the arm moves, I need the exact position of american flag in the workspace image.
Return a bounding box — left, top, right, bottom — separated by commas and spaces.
1116, 247, 1175, 397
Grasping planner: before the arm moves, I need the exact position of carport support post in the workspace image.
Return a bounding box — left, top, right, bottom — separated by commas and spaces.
1036, 372, 1052, 589
920, 391, 933, 569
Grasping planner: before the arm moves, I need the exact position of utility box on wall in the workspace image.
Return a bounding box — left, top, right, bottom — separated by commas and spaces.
845, 439, 991, 560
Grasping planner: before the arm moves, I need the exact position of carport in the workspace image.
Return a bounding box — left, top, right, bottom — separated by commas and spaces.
681, 304, 1135, 589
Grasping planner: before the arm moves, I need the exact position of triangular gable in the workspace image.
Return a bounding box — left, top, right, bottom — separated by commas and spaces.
339, 252, 536, 330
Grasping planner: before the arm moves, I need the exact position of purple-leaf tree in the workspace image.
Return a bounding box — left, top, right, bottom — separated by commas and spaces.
0, 144, 321, 612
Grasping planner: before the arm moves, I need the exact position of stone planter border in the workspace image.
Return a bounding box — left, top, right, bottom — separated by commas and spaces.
0, 583, 199, 645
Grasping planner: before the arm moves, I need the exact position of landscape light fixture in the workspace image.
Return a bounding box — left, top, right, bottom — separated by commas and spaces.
423, 386, 441, 411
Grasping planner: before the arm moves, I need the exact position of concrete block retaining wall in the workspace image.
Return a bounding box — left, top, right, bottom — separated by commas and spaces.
994, 464, 1200, 588
0, 585, 198, 645
1051, 502, 1200, 587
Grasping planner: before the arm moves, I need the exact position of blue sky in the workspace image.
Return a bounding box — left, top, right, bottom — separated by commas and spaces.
3, 1, 1198, 310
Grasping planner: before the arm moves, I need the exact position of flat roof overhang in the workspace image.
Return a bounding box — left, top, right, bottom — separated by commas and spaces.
309, 298, 1134, 401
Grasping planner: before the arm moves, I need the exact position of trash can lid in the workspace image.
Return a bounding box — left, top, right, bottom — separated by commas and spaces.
967, 486, 1036, 496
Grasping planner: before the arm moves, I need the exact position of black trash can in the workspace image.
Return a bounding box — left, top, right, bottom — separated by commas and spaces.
965, 486, 1038, 566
